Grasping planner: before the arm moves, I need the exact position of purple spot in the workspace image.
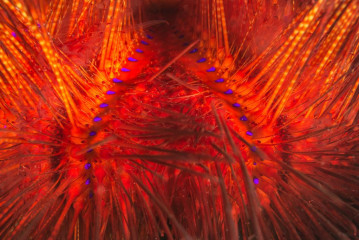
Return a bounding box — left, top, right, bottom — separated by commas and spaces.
135, 49, 144, 53
246, 131, 253, 136
87, 149, 93, 153
113, 78, 123, 83
89, 131, 96, 136
253, 162, 257, 165
11, 32, 16, 37
240, 116, 248, 121
89, 192, 94, 198
128, 57, 138, 62
37, 23, 41, 28
253, 177, 259, 184
183, 42, 189, 46
100, 103, 109, 108
85, 163, 91, 169
197, 58, 206, 63
179, 35, 184, 39
146, 34, 153, 39
106, 90, 116, 95
251, 146, 257, 152
206, 67, 216, 72
232, 103, 240, 108
93, 117, 102, 122
85, 178, 91, 185
121, 68, 130, 72
190, 48, 198, 53
224, 89, 233, 94
140, 40, 149, 45
215, 78, 224, 83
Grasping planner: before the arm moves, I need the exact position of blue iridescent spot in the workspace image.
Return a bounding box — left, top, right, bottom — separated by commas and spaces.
93, 117, 102, 122
206, 67, 216, 72
89, 131, 96, 136
215, 78, 224, 83
113, 78, 123, 83
85, 178, 91, 185
140, 40, 149, 45
85, 163, 91, 169
224, 89, 233, 94
246, 131, 253, 136
190, 48, 198, 53
240, 116, 248, 121
253, 162, 257, 165
251, 146, 257, 152
121, 68, 130, 72
100, 103, 109, 108
197, 58, 206, 63
146, 34, 153, 39
11, 32, 16, 37
135, 49, 144, 53
128, 57, 138, 62
232, 103, 240, 107
253, 177, 259, 184
89, 192, 94, 198
106, 90, 116, 95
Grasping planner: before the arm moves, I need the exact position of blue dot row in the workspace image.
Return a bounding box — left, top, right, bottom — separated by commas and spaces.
189, 45, 259, 184
84, 40, 148, 196
91, 52, 143, 125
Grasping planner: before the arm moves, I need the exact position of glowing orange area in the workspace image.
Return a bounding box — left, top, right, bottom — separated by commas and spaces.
0, 0, 359, 239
